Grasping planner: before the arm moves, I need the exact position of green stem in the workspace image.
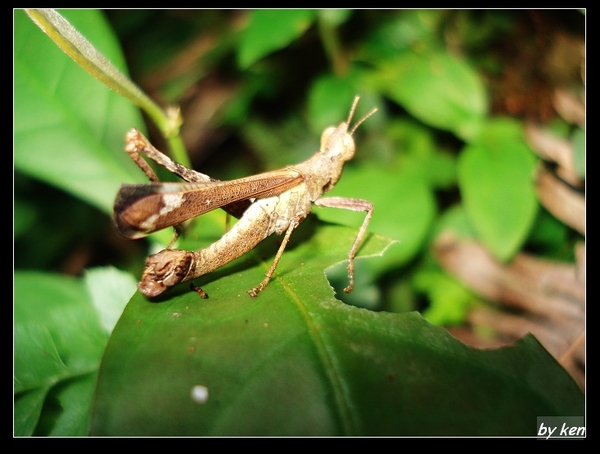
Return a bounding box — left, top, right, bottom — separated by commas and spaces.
26, 9, 190, 167
317, 13, 347, 76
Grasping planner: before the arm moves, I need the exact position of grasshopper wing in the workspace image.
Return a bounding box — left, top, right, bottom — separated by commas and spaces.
114, 169, 303, 238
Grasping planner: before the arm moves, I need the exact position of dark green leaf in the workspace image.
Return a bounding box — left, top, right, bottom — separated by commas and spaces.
90, 221, 581, 435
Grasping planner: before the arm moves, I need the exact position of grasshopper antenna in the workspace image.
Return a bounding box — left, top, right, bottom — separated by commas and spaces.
348, 96, 377, 135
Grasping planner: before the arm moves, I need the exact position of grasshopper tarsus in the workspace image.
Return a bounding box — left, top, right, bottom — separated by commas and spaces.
343, 264, 355, 294
190, 282, 208, 299
248, 286, 262, 298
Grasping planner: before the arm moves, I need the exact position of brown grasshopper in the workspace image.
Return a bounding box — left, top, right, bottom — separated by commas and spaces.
114, 96, 377, 298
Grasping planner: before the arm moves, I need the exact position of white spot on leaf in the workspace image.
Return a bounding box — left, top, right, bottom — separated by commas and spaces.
190, 384, 209, 404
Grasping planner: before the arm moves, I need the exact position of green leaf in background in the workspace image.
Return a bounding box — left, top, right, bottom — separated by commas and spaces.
307, 74, 380, 137
458, 118, 538, 262
237, 10, 316, 69
375, 50, 487, 141
385, 117, 458, 189
316, 164, 436, 272
308, 75, 358, 135
14, 9, 145, 214
414, 269, 475, 325
84, 267, 138, 334
89, 221, 582, 435
14, 271, 107, 436
360, 10, 442, 60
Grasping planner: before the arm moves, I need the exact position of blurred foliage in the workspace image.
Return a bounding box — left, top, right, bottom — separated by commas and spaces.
14, 9, 585, 435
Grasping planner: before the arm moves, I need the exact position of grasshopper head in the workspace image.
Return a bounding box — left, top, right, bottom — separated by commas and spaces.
320, 123, 355, 161
319, 96, 377, 162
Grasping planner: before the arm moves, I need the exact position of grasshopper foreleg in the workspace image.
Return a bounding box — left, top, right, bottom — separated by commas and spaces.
314, 197, 373, 293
